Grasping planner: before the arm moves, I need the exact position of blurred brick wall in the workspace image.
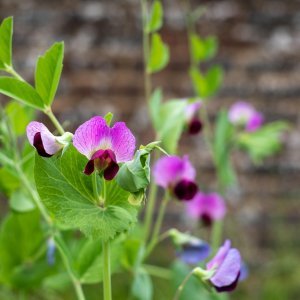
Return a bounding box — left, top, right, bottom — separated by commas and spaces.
1, 0, 300, 298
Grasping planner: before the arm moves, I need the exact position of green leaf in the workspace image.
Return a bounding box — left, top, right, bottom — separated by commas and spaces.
0, 17, 13, 68
104, 112, 113, 126
0, 77, 45, 110
147, 33, 169, 74
35, 42, 64, 106
237, 121, 289, 163
157, 100, 187, 154
190, 34, 218, 63
213, 110, 236, 188
149, 88, 162, 131
34, 145, 138, 240
189, 66, 223, 99
147, 0, 163, 33
10, 190, 35, 212
0, 210, 44, 284
0, 167, 20, 196
117, 144, 155, 193
5, 101, 34, 136
131, 268, 153, 300
75, 238, 123, 284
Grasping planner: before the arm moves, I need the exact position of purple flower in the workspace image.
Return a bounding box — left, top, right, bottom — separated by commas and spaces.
206, 240, 241, 292
185, 101, 203, 135
73, 116, 135, 180
228, 101, 264, 132
177, 238, 211, 265
186, 192, 226, 226
27, 122, 64, 157
153, 155, 198, 201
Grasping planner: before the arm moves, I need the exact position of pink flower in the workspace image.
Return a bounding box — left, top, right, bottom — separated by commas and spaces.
228, 101, 264, 132
186, 192, 226, 226
153, 155, 198, 201
73, 116, 135, 180
27, 122, 64, 157
185, 100, 203, 135
206, 240, 241, 292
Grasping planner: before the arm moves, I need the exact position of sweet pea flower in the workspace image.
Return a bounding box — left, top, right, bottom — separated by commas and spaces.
73, 116, 135, 180
186, 192, 226, 226
153, 155, 198, 201
228, 101, 264, 132
169, 229, 211, 265
27, 121, 67, 157
46, 237, 56, 266
206, 240, 241, 292
185, 100, 203, 135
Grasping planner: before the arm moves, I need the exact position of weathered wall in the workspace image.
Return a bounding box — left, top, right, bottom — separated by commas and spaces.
0, 0, 300, 298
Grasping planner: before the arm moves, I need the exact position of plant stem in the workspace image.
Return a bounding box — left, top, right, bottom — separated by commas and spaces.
4, 65, 25, 82
173, 270, 194, 300
102, 240, 112, 300
141, 0, 152, 105
143, 264, 172, 279
92, 172, 99, 202
45, 108, 65, 135
55, 235, 86, 300
147, 192, 169, 254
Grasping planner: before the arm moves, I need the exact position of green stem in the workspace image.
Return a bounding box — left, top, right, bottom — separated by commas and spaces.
102, 240, 112, 300
45, 108, 65, 135
143, 264, 172, 280
55, 235, 86, 300
4, 65, 25, 82
141, 0, 152, 105
147, 192, 169, 254
211, 220, 223, 254
173, 270, 194, 300
92, 172, 99, 202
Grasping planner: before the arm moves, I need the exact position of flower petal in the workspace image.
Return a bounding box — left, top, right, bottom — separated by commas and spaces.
178, 240, 211, 265
210, 248, 241, 291
246, 112, 264, 132
73, 116, 110, 159
207, 240, 231, 270
174, 179, 198, 201
27, 121, 62, 156
110, 122, 136, 162
228, 101, 255, 125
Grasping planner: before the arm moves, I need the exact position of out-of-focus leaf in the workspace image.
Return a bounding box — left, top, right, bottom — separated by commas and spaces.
0, 210, 44, 285
147, 0, 163, 33
0, 17, 13, 68
131, 268, 153, 300
104, 112, 113, 126
75, 238, 123, 284
157, 100, 187, 154
5, 101, 33, 136
149, 88, 162, 131
147, 33, 169, 73
189, 66, 223, 99
190, 34, 218, 63
10, 190, 35, 212
237, 121, 289, 163
0, 167, 20, 196
35, 42, 64, 106
213, 110, 236, 189
0, 77, 45, 110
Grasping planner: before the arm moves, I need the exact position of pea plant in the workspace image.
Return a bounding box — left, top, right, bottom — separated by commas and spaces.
0, 1, 288, 300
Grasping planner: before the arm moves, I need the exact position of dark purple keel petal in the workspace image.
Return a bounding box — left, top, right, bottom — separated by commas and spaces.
174, 180, 198, 201
84, 160, 95, 175
201, 213, 213, 227
33, 132, 52, 157
188, 118, 203, 135
214, 272, 240, 293
104, 162, 119, 180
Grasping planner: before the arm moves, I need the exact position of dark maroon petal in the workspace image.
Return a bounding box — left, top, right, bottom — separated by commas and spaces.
214, 272, 240, 293
201, 213, 213, 227
104, 162, 119, 180
188, 118, 203, 135
174, 179, 198, 201
84, 160, 95, 175
33, 132, 52, 157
